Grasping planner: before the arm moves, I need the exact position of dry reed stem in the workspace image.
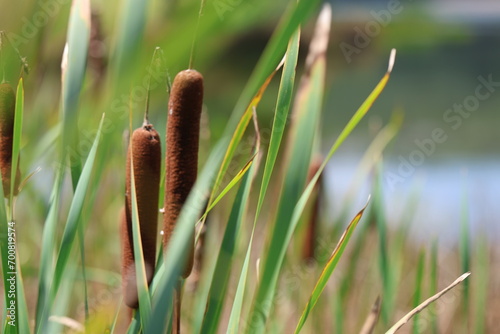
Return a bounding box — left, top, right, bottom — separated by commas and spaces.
359, 296, 382, 334
386, 272, 471, 334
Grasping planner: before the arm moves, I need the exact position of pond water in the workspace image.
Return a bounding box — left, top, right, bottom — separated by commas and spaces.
324, 154, 499, 245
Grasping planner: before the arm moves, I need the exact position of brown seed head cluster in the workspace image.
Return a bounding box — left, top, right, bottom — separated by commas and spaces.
122, 124, 161, 309
0, 83, 21, 198
163, 69, 204, 278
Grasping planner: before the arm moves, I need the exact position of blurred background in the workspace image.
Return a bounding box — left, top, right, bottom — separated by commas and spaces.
1, 0, 497, 242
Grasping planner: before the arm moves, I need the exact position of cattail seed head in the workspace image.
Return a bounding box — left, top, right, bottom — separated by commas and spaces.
122, 124, 161, 309
164, 69, 203, 278
303, 157, 323, 264
0, 83, 21, 197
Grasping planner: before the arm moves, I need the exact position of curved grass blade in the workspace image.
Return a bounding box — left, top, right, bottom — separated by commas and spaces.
147, 1, 323, 331
294, 201, 369, 333
255, 28, 300, 226
202, 57, 281, 227
199, 156, 255, 225
247, 6, 330, 332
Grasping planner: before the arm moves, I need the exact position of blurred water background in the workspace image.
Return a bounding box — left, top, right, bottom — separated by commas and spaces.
321, 0, 500, 243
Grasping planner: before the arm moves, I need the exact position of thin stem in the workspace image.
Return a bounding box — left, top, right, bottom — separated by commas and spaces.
144, 47, 163, 125
188, 0, 206, 69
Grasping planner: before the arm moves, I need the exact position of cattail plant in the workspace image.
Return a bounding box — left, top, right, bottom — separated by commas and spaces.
121, 122, 161, 309
163, 69, 203, 277
163, 69, 203, 334
0, 83, 21, 197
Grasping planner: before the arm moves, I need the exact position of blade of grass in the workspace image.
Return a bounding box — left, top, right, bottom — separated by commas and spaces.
36, 114, 105, 333
474, 236, 488, 334
294, 201, 369, 333
247, 6, 331, 332
412, 248, 425, 334
429, 238, 438, 334
46, 263, 79, 334
374, 162, 392, 325
227, 0, 322, 138
109, 297, 123, 334
255, 28, 300, 227
7, 78, 28, 334
198, 156, 255, 225
34, 170, 64, 330
61, 0, 90, 184
202, 55, 281, 227
114, 0, 150, 74
60, 2, 91, 327
459, 179, 470, 329
200, 110, 261, 334
226, 230, 252, 334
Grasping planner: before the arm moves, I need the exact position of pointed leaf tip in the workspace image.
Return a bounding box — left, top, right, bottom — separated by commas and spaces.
387, 48, 397, 73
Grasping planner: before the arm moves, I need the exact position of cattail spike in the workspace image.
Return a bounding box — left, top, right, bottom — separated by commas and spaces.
303, 156, 323, 263
0, 83, 21, 197
163, 69, 203, 279
122, 124, 161, 309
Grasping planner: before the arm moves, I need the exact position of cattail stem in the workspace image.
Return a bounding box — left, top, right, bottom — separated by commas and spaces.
163, 69, 203, 278
122, 123, 161, 309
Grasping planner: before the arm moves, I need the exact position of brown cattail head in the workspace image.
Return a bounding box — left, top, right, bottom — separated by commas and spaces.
0, 83, 21, 198
303, 156, 323, 264
122, 123, 161, 309
163, 69, 203, 278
